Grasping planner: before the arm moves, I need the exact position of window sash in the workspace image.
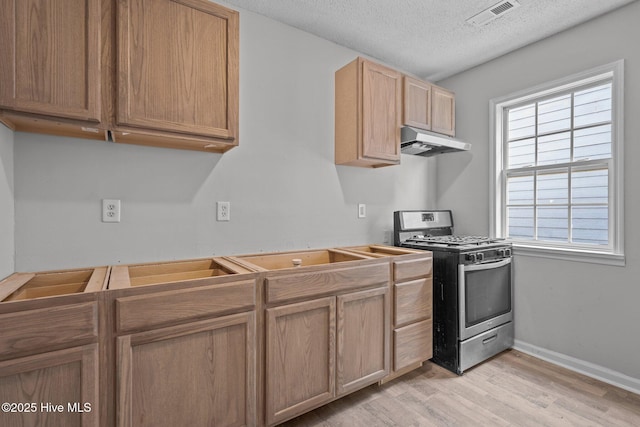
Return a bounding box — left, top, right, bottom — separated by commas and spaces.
503, 161, 612, 249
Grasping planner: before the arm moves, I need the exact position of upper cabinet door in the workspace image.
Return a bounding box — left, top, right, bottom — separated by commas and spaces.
403, 76, 431, 131
117, 0, 239, 141
431, 85, 455, 136
361, 60, 402, 163
0, 0, 101, 122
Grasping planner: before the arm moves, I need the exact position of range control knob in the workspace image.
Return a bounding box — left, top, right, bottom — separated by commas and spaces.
498, 248, 512, 257
477, 252, 485, 261
466, 253, 477, 263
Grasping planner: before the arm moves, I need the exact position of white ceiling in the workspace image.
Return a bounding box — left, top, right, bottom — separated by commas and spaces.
221, 0, 637, 81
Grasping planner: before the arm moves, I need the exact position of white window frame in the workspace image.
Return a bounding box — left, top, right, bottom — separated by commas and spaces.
490, 60, 624, 266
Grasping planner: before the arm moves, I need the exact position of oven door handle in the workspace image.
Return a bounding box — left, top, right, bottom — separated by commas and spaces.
463, 257, 512, 272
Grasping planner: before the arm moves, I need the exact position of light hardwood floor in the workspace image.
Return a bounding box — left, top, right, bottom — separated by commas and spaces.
280, 350, 640, 426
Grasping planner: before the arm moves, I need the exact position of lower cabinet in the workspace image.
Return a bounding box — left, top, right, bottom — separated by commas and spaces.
265, 286, 389, 426
106, 272, 258, 427
116, 312, 255, 427
0, 285, 102, 427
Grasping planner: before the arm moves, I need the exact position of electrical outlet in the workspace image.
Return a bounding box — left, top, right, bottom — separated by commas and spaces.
217, 201, 230, 221
102, 199, 121, 223
358, 203, 366, 219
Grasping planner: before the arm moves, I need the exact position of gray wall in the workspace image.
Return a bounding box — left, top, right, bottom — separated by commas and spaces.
437, 1, 640, 384
12, 6, 435, 272
0, 124, 14, 279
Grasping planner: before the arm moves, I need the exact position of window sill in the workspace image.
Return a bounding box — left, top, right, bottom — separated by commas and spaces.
512, 243, 625, 266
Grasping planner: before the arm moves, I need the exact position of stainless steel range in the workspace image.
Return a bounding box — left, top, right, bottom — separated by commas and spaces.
394, 210, 514, 374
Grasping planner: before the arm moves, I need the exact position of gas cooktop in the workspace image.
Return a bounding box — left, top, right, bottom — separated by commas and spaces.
394, 210, 510, 253
405, 234, 503, 246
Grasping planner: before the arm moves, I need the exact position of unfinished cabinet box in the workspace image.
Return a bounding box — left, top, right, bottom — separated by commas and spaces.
0, 267, 108, 427
105, 258, 257, 427
340, 245, 433, 381
233, 250, 390, 426
335, 57, 402, 167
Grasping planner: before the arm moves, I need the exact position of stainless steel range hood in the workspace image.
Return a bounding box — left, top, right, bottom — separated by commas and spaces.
401, 126, 471, 157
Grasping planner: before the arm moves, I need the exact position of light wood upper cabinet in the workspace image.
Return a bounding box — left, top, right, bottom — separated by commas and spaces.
403, 76, 431, 130
0, 0, 104, 139
431, 84, 455, 136
114, 0, 239, 151
335, 57, 402, 167
0, 0, 101, 121
0, 0, 239, 153
403, 76, 455, 137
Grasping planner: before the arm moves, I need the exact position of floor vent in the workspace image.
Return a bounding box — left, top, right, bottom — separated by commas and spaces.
466, 0, 521, 26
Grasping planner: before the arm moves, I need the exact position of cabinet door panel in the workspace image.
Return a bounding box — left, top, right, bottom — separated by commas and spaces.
361, 60, 401, 162
266, 297, 335, 425
431, 85, 455, 136
117, 312, 256, 427
0, 0, 101, 121
403, 76, 431, 130
337, 287, 389, 396
0, 344, 99, 427
117, 0, 238, 140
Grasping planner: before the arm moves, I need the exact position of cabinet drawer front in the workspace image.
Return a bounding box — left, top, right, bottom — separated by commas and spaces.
394, 257, 432, 282
394, 320, 433, 371
394, 278, 432, 328
266, 263, 390, 304
0, 302, 98, 360
115, 280, 255, 333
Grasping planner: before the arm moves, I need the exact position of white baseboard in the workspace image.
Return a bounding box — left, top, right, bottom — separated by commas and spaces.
513, 340, 640, 396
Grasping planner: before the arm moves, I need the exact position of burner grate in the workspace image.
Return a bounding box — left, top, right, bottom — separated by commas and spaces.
408, 235, 501, 246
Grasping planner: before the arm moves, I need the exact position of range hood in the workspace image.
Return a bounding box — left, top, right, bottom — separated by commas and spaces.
401, 126, 471, 157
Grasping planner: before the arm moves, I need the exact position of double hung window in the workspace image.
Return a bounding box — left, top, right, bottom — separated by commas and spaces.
491, 62, 624, 265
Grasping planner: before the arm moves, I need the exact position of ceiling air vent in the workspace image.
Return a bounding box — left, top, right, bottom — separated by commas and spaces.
466, 0, 521, 26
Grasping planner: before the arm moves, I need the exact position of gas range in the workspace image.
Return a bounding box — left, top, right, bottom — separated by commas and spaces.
394, 210, 512, 260
393, 210, 514, 375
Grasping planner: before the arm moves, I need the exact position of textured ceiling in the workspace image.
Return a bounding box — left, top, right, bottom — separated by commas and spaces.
220, 0, 637, 81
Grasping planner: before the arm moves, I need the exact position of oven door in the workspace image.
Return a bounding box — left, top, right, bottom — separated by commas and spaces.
458, 257, 512, 341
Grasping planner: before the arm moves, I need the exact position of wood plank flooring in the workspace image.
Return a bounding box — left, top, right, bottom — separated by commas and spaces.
280, 350, 640, 426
